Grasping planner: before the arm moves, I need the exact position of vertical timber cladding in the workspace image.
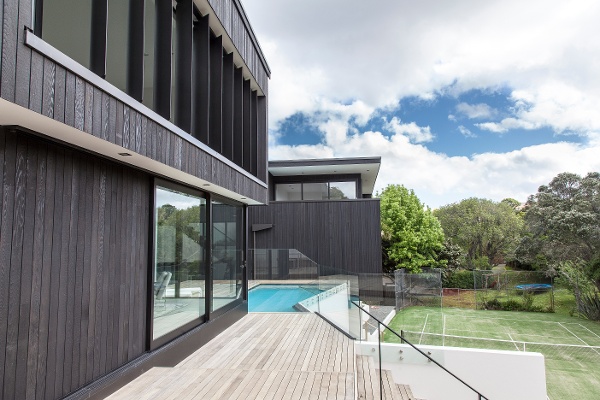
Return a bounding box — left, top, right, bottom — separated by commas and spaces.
248, 200, 383, 275
0, 129, 149, 400
0, 0, 269, 202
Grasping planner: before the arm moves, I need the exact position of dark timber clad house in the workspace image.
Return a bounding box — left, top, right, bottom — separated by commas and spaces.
0, 0, 269, 398
248, 157, 383, 287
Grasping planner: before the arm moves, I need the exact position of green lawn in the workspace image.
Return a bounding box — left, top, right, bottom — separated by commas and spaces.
384, 305, 600, 400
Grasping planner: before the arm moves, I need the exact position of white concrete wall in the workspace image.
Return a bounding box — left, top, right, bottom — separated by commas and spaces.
356, 342, 547, 400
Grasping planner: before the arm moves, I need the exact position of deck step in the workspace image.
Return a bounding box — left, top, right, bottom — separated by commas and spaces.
396, 382, 418, 400
356, 355, 381, 399
356, 355, 422, 400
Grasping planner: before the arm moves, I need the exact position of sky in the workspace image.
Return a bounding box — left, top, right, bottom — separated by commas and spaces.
240, 0, 600, 208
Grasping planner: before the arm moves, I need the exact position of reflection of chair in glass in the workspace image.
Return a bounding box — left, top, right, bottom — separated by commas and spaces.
154, 271, 172, 309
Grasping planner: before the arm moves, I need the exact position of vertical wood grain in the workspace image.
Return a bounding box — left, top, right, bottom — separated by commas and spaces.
42, 58, 56, 118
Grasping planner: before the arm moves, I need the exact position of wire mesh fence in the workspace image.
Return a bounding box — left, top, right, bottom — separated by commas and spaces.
472, 270, 555, 312
395, 268, 443, 310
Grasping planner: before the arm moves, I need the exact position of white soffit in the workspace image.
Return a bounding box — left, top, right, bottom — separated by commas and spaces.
269, 159, 381, 195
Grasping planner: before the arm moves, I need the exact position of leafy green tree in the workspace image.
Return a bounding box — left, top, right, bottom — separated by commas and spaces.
379, 185, 445, 273
517, 172, 600, 271
434, 198, 524, 269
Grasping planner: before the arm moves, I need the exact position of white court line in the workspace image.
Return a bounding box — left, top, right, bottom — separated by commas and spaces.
505, 330, 521, 351
558, 322, 600, 356
400, 331, 600, 349
447, 314, 568, 324
419, 314, 429, 345
578, 324, 600, 341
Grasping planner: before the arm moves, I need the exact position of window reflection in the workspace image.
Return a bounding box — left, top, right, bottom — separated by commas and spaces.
303, 182, 328, 200
212, 201, 244, 312
329, 181, 356, 200
275, 183, 301, 201
41, 0, 92, 69
274, 180, 357, 201
105, 0, 129, 93
153, 186, 206, 340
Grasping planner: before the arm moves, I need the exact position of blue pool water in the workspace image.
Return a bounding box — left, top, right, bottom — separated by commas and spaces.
248, 284, 321, 312
515, 283, 552, 291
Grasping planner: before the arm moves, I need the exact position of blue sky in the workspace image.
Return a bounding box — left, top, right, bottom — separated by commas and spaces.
242, 0, 600, 207
276, 89, 584, 158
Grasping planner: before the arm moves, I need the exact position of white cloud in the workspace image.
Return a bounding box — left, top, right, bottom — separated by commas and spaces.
243, 0, 600, 138
241, 0, 600, 206
458, 125, 476, 138
455, 103, 496, 119
475, 82, 600, 135
270, 130, 600, 208
384, 117, 434, 143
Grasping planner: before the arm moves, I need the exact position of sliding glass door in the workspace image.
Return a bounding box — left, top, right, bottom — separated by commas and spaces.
211, 200, 244, 312
153, 184, 207, 341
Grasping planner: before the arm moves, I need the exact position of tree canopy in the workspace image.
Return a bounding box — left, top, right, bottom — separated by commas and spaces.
516, 172, 600, 269
380, 184, 445, 273
434, 197, 523, 269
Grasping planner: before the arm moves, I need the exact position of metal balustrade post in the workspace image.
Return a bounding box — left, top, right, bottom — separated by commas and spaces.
352, 300, 489, 400
378, 320, 383, 400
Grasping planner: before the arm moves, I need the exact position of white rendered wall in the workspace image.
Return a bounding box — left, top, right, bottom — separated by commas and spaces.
356, 342, 547, 400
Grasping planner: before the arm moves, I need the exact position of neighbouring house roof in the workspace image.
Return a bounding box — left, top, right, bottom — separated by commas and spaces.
268, 156, 381, 196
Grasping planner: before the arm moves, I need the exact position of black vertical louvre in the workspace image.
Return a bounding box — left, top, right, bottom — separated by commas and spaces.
174, 0, 193, 132
34, 0, 44, 35
90, 0, 108, 78
233, 67, 244, 166
209, 35, 223, 152
250, 90, 258, 176
154, 0, 173, 119
192, 14, 210, 143
242, 79, 252, 171
127, 0, 145, 101
257, 95, 268, 181
222, 52, 234, 160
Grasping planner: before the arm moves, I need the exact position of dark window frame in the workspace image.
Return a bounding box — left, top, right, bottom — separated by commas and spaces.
148, 178, 246, 350
271, 174, 360, 201
208, 193, 247, 319
149, 178, 209, 349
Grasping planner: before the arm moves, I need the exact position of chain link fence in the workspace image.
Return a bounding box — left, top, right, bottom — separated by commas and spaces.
395, 268, 442, 310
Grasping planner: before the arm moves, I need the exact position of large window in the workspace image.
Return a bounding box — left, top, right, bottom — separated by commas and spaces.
37, 0, 266, 179
275, 180, 357, 201
41, 0, 92, 69
152, 182, 246, 344
211, 200, 244, 312
105, 0, 129, 93
153, 184, 207, 341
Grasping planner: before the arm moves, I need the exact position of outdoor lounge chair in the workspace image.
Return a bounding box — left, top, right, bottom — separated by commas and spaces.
154, 271, 172, 309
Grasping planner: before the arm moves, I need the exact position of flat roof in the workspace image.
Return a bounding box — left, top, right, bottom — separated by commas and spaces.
268, 157, 381, 195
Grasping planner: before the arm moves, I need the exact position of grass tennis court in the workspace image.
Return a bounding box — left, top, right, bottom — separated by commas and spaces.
384, 307, 600, 400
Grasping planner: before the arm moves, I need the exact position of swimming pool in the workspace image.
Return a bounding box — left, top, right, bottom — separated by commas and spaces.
248, 284, 322, 312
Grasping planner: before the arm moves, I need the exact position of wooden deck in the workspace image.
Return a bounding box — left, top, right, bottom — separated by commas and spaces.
107, 313, 356, 399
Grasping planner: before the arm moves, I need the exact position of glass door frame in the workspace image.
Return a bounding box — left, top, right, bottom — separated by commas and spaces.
149, 178, 209, 349
207, 193, 247, 320
148, 178, 247, 350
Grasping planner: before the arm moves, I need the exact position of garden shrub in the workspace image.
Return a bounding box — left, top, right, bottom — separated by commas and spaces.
443, 270, 475, 289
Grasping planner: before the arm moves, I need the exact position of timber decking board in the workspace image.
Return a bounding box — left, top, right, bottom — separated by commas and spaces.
108, 313, 355, 399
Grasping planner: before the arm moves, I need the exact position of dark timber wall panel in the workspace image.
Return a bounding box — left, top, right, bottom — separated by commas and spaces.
0, 0, 268, 205
0, 129, 149, 400
206, 0, 269, 93
248, 200, 382, 275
